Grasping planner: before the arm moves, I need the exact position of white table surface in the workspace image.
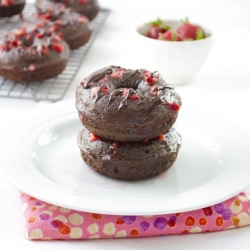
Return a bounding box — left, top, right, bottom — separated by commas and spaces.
1, 0, 250, 249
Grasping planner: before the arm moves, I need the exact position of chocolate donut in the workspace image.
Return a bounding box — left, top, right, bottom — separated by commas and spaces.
51, 0, 99, 21
0, 23, 70, 82
31, 7, 92, 50
0, 0, 25, 18
77, 126, 182, 180
76, 66, 182, 142
36, 0, 67, 20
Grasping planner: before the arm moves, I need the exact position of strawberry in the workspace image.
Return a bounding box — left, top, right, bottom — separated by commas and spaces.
159, 31, 182, 41
177, 18, 205, 41
147, 18, 170, 39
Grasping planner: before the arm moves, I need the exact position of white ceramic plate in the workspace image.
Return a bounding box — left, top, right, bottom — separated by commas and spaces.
1, 100, 250, 215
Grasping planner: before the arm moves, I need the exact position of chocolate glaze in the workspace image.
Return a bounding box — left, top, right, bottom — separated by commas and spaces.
84, 66, 113, 88
76, 66, 182, 142
118, 88, 135, 111
26, 8, 91, 50
51, 0, 100, 21
80, 66, 181, 113
94, 84, 108, 103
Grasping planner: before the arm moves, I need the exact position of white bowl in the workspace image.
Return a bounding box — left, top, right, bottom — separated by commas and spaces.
136, 20, 214, 85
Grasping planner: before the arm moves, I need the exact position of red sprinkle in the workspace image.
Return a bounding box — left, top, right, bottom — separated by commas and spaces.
146, 77, 154, 83
90, 133, 100, 142
168, 102, 180, 111
0, 45, 11, 52
11, 40, 18, 46
158, 134, 165, 141
51, 43, 64, 53
37, 33, 44, 39
111, 142, 119, 150
143, 139, 148, 143
101, 85, 109, 93
49, 25, 59, 33
129, 94, 139, 100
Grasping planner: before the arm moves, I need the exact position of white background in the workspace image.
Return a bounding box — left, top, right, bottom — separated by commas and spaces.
1, 0, 250, 249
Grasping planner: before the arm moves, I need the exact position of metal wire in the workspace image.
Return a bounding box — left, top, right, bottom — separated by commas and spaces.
0, 4, 110, 102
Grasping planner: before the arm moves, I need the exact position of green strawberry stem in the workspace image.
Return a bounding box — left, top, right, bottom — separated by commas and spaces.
150, 17, 163, 26
150, 17, 170, 31
171, 31, 178, 41
196, 29, 205, 40
158, 33, 166, 40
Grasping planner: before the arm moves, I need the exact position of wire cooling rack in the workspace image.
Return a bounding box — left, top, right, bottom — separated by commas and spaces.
0, 5, 109, 102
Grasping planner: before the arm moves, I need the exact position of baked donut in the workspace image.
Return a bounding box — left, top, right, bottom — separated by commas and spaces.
0, 23, 70, 82
36, 0, 66, 20
77, 126, 182, 180
32, 7, 92, 50
52, 0, 99, 21
76, 66, 182, 142
0, 0, 25, 18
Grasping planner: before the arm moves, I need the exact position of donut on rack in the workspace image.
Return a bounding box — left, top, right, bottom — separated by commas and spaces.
0, 0, 25, 18
0, 23, 70, 82
36, 0, 67, 20
76, 66, 182, 142
46, 0, 99, 21
31, 7, 92, 50
77, 125, 182, 180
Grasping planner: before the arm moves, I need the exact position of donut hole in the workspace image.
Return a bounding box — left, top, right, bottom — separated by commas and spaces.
145, 150, 149, 153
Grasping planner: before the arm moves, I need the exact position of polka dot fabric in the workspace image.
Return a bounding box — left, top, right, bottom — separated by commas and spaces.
21, 192, 250, 240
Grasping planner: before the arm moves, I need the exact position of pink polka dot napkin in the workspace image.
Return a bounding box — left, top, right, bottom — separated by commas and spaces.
21, 192, 250, 240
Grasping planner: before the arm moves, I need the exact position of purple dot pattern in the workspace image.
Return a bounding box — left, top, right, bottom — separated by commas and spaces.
38, 213, 50, 221
222, 209, 232, 220
122, 216, 137, 225
139, 221, 150, 231
214, 203, 224, 214
214, 203, 232, 220
153, 217, 167, 230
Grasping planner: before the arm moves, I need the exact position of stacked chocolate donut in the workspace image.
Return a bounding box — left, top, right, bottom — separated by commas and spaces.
76, 66, 182, 180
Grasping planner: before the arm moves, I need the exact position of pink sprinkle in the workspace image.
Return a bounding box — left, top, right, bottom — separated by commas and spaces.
91, 87, 100, 98
111, 71, 122, 79
28, 64, 36, 71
